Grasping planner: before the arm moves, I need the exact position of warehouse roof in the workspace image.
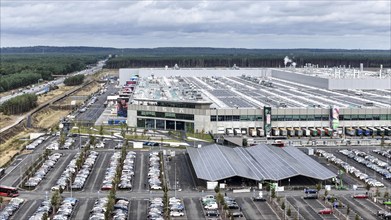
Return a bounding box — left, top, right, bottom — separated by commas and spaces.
187, 144, 336, 182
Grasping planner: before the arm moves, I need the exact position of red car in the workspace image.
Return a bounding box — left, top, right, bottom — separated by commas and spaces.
353, 194, 368, 199
318, 208, 333, 215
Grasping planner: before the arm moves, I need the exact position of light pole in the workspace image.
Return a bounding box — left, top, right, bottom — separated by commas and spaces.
174, 162, 177, 198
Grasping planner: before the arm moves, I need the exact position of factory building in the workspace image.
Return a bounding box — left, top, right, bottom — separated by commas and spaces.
120, 68, 391, 137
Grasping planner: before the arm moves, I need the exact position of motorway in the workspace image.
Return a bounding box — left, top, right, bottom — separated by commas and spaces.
0, 59, 106, 105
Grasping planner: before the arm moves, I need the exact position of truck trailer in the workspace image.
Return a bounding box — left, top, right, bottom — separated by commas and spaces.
272, 128, 280, 136
279, 128, 287, 136
249, 128, 257, 137
287, 128, 295, 137
257, 128, 265, 137
294, 127, 303, 136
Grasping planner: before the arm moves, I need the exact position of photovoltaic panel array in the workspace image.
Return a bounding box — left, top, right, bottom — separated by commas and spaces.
187, 144, 336, 182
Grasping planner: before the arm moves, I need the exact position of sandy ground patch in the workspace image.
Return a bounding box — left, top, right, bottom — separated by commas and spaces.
34, 109, 70, 129
0, 113, 19, 130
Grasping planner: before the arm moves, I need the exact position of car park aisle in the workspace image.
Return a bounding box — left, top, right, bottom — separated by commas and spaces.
11, 199, 41, 220
183, 198, 205, 220
286, 196, 322, 220
129, 199, 148, 220
132, 152, 148, 192
339, 195, 377, 220
72, 198, 95, 220
303, 199, 338, 220
36, 152, 75, 191
85, 151, 111, 192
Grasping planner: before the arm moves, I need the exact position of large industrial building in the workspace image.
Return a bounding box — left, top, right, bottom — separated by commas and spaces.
119, 67, 391, 137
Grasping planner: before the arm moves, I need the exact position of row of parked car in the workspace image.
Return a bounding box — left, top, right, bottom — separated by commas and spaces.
168, 197, 185, 217
26, 136, 47, 150
28, 199, 53, 220
0, 198, 24, 220
72, 151, 99, 190
316, 149, 384, 187
118, 151, 136, 190
148, 152, 162, 190
147, 197, 164, 220
101, 152, 121, 190
89, 197, 108, 220
111, 198, 130, 220
25, 153, 62, 187
52, 153, 80, 191
339, 149, 386, 187
52, 197, 78, 220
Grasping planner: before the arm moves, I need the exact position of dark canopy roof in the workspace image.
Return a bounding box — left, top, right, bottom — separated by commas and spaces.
187, 144, 336, 182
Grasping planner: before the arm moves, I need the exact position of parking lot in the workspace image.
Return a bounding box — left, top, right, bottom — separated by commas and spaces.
1, 128, 389, 220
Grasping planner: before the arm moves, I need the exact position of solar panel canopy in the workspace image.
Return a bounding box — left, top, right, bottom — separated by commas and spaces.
187, 144, 336, 182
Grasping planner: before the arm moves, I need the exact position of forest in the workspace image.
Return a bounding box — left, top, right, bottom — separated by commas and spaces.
63, 75, 85, 86
0, 94, 38, 115
1, 47, 389, 92
0, 54, 104, 92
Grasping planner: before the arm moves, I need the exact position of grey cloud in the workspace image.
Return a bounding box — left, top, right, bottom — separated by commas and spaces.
1, 0, 390, 48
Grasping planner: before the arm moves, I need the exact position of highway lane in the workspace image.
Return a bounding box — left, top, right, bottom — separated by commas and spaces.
0, 59, 106, 105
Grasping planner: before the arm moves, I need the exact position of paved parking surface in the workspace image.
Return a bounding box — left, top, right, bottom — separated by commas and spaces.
183, 198, 205, 220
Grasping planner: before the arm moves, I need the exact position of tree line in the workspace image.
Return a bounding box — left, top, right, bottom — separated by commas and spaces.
63, 75, 85, 86
0, 54, 104, 92
0, 94, 38, 115
105, 54, 391, 69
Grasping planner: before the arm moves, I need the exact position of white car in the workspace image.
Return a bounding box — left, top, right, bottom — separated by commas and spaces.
170, 211, 184, 217
150, 185, 162, 190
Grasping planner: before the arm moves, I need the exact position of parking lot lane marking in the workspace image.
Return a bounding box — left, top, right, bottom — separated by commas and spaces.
138, 152, 145, 191
17, 199, 38, 220
89, 152, 108, 192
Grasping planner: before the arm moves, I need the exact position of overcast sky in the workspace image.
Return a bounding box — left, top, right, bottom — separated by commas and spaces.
1, 0, 390, 49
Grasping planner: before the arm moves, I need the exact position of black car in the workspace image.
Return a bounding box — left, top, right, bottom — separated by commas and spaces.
252, 197, 266, 202
227, 203, 239, 209
206, 210, 220, 217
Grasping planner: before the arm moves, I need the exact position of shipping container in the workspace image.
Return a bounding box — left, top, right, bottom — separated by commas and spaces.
294, 127, 303, 136
279, 127, 287, 136
272, 128, 280, 136
249, 128, 257, 137
287, 128, 295, 136
257, 128, 265, 137
345, 128, 355, 136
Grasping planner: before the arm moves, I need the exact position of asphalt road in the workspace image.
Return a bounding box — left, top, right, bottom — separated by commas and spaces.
75, 82, 119, 124
0, 59, 106, 105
